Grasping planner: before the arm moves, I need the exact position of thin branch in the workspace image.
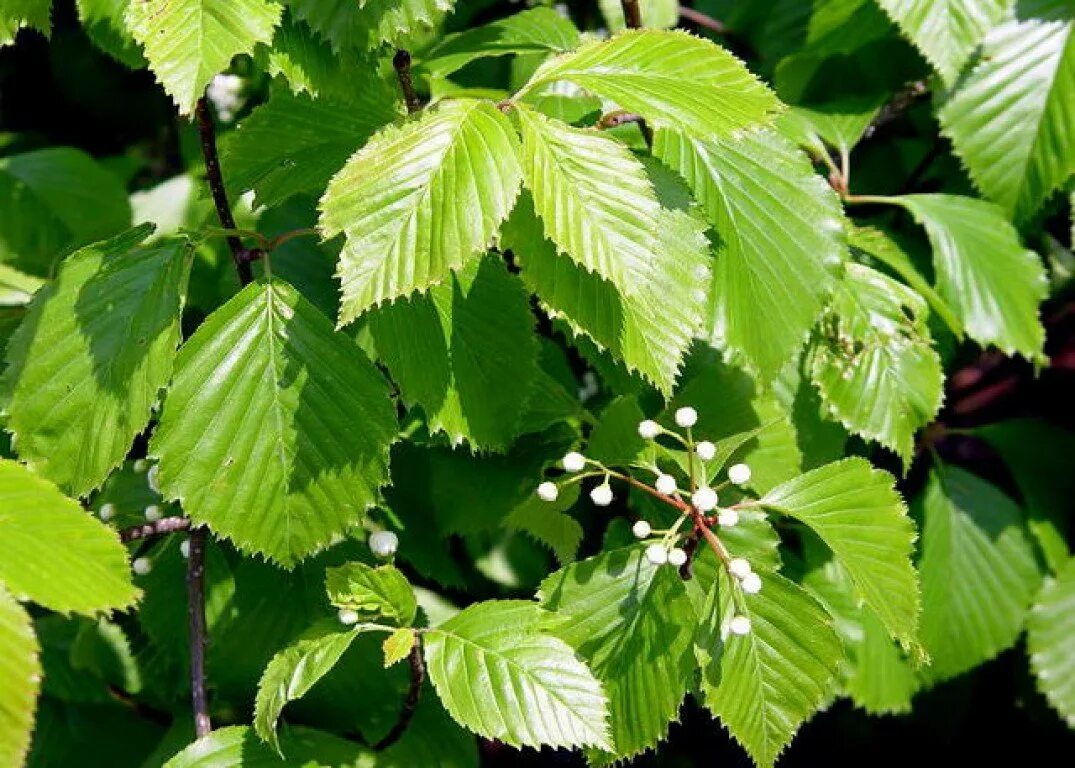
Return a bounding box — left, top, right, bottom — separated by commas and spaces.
119, 516, 191, 543
862, 80, 928, 139
678, 6, 727, 34
186, 527, 211, 737
393, 50, 422, 114
374, 639, 425, 751
621, 0, 643, 29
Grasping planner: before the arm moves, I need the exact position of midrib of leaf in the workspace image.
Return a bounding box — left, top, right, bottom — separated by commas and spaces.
263, 285, 293, 554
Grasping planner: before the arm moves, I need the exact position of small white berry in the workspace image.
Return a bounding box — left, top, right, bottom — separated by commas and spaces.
728, 558, 752, 579
668, 547, 688, 567
146, 464, 161, 493
562, 452, 586, 472
645, 543, 668, 565
144, 504, 162, 522
590, 483, 614, 506
632, 520, 652, 539
180, 539, 191, 559
696, 441, 716, 461
741, 572, 762, 594
132, 557, 151, 576
728, 463, 752, 485
338, 609, 359, 626
729, 615, 751, 635
692, 486, 718, 512
637, 419, 661, 439
98, 503, 115, 521
369, 530, 399, 558
654, 473, 677, 495
674, 406, 698, 428
537, 481, 559, 502
717, 509, 740, 527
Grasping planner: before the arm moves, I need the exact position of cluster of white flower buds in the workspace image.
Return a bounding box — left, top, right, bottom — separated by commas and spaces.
725, 556, 761, 636
537, 450, 619, 508
631, 520, 688, 567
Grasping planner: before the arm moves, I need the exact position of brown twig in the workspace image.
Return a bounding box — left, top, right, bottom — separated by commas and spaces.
620, 0, 643, 29
186, 528, 211, 738
393, 50, 421, 114
119, 516, 191, 543
374, 639, 425, 751
862, 80, 928, 140
678, 6, 728, 34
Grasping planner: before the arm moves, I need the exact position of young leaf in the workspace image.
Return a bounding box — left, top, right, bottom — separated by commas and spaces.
917, 466, 1042, 681
760, 458, 920, 652
423, 600, 611, 750
939, 0, 1075, 220
0, 459, 140, 614
320, 99, 522, 324
2, 226, 191, 496
1027, 555, 1075, 726
876, 0, 1010, 84
519, 29, 780, 136
164, 725, 371, 767
809, 263, 943, 465
126, 0, 284, 115
254, 623, 360, 754
382, 627, 416, 668
653, 127, 845, 381
150, 279, 397, 567
539, 548, 695, 761
324, 562, 417, 626
696, 567, 842, 768
0, 585, 40, 768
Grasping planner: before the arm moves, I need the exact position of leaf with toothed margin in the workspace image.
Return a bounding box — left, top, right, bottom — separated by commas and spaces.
0, 0, 50, 47
653, 126, 846, 382
163, 725, 372, 767
150, 278, 397, 567
0, 584, 39, 768
320, 99, 522, 326
504, 484, 583, 565
1027, 555, 1075, 727
324, 562, 417, 627
289, 0, 456, 53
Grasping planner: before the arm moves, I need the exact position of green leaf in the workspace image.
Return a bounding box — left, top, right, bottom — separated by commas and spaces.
76, 0, 145, 67
504, 484, 583, 565
938, 0, 1075, 220
126, 0, 283, 115
420, 7, 579, 77
519, 29, 780, 136
0, 459, 140, 614
289, 0, 454, 53
876, 0, 1010, 84
150, 278, 397, 567
884, 194, 1047, 361
320, 99, 522, 324
382, 627, 415, 667
368, 255, 539, 450
916, 466, 1042, 682
653, 127, 845, 381
697, 566, 842, 768
1027, 555, 1075, 726
809, 263, 943, 465
586, 396, 646, 467
539, 547, 695, 761
0, 584, 39, 768
0, 263, 43, 306
324, 562, 417, 626
0, 0, 50, 46
423, 600, 611, 750
2, 226, 191, 496
760, 458, 920, 652
258, 13, 363, 100
254, 622, 360, 754
777, 96, 883, 157
222, 83, 401, 209
164, 725, 371, 767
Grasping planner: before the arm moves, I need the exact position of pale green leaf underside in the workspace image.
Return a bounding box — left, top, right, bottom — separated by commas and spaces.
0, 459, 139, 614
809, 263, 943, 465
761, 458, 920, 652
522, 29, 780, 136
150, 279, 397, 567
939, 0, 1075, 220
0, 584, 40, 768
917, 466, 1042, 682
654, 127, 845, 381
324, 562, 417, 626
423, 600, 611, 750
320, 99, 523, 324
2, 226, 190, 496
1027, 555, 1075, 726
126, 0, 283, 115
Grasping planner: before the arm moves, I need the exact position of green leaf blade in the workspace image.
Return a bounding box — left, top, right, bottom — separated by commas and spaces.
0, 585, 40, 768
1027, 555, 1075, 726
325, 563, 417, 626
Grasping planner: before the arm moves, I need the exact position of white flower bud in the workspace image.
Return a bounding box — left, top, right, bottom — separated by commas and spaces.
728, 463, 752, 485
728, 558, 752, 579
537, 481, 559, 502
696, 441, 716, 461
98, 503, 115, 521
146, 464, 161, 493
692, 486, 718, 512
369, 530, 399, 558
562, 451, 586, 472
180, 539, 191, 559
729, 615, 751, 635
132, 458, 149, 473
632, 520, 652, 539
668, 547, 688, 567
590, 483, 614, 506
144, 504, 162, 522
674, 406, 698, 428
132, 557, 151, 576
637, 419, 661, 439
654, 473, 677, 495
717, 509, 740, 527
645, 543, 668, 565
338, 609, 359, 626
741, 572, 762, 594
